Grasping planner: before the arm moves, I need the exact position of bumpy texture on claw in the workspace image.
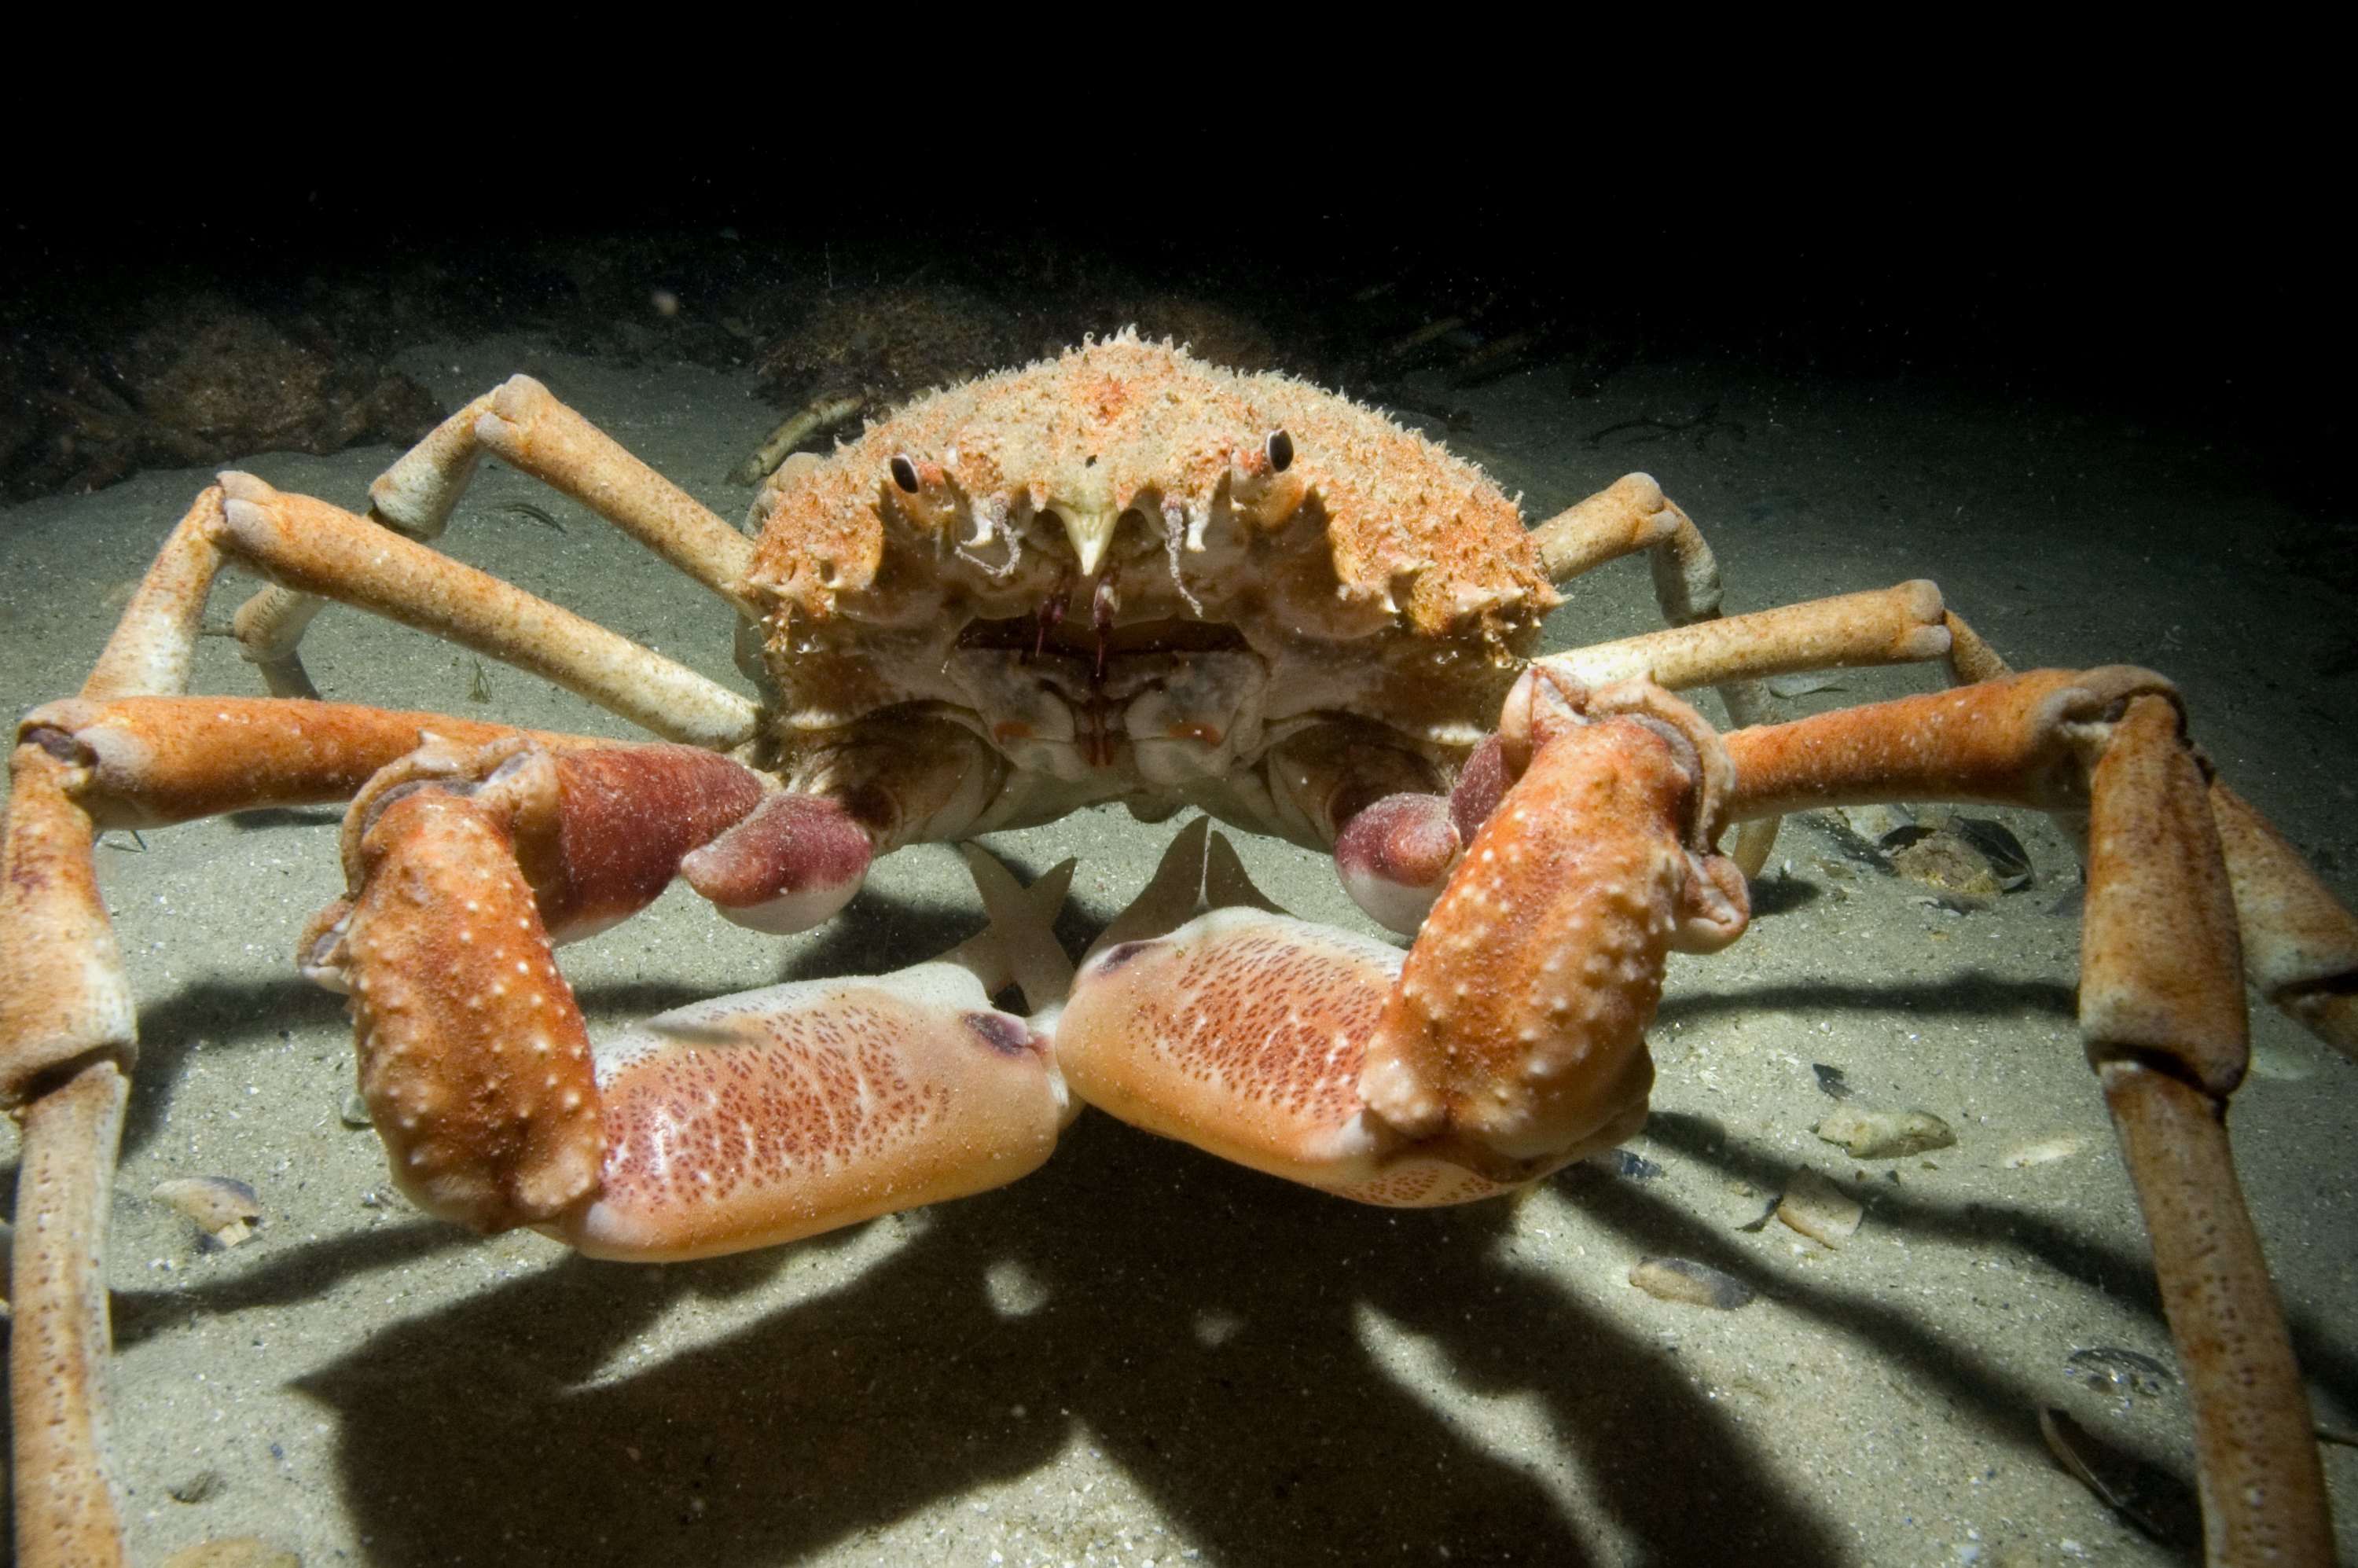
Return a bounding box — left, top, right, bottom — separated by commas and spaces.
1361, 672, 1748, 1177
310, 736, 771, 1229
332, 788, 607, 1232
1061, 676, 1748, 1203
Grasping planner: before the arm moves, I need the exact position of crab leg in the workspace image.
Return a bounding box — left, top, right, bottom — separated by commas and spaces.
1056, 672, 1749, 1205
1543, 579, 1953, 693
1, 742, 137, 1567
2209, 783, 2358, 1059
307, 752, 1067, 1258
22, 696, 530, 826
211, 472, 758, 748
1324, 581, 1959, 932
1724, 667, 2358, 1059
1718, 670, 2335, 1564
79, 486, 231, 701
2082, 696, 2331, 1566
229, 377, 763, 693
372, 376, 755, 600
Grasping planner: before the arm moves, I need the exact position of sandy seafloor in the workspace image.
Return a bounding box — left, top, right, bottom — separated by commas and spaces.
2, 334, 2354, 1568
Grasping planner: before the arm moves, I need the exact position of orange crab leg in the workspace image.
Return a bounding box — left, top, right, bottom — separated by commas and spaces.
1056, 672, 1749, 1204
1719, 671, 2337, 1562
214, 472, 758, 749
1723, 670, 2358, 1060
0, 742, 137, 1568
22, 696, 529, 827
2083, 697, 2331, 1566
1717, 665, 2166, 817
2209, 781, 2358, 1061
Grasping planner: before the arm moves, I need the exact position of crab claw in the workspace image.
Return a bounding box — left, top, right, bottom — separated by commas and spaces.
310, 742, 1073, 1254
681, 791, 874, 934
1358, 670, 1748, 1178
1334, 736, 1508, 935
1058, 674, 1749, 1203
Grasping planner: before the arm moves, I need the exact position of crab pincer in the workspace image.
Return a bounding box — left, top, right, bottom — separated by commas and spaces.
1055, 670, 1749, 1204
302, 735, 1068, 1258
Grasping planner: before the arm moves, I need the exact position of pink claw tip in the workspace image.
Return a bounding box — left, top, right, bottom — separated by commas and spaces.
1335, 792, 1463, 935
681, 791, 873, 935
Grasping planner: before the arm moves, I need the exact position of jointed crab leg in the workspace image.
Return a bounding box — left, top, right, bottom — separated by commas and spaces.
1331, 578, 1956, 929
2208, 783, 2358, 1059
2082, 696, 2330, 1565
1719, 671, 2335, 1565
208, 472, 758, 748
1530, 473, 1783, 868
1544, 578, 1954, 692
80, 487, 231, 702
22, 696, 527, 825
1, 743, 137, 1567
1721, 669, 2358, 1058
230, 376, 764, 696
371, 376, 755, 602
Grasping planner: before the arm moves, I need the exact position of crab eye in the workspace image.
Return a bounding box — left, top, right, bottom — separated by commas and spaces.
889, 454, 920, 494
1265, 429, 1294, 473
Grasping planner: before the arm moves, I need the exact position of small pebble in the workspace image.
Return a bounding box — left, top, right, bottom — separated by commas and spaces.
2065, 1346, 2173, 1398
1629, 1256, 1756, 1309
1584, 1148, 1665, 1182
169, 1470, 224, 1504
152, 1177, 262, 1247
2002, 1136, 2086, 1168
1776, 1169, 1864, 1244
1886, 829, 2003, 898
339, 1089, 373, 1128
1815, 1104, 1956, 1159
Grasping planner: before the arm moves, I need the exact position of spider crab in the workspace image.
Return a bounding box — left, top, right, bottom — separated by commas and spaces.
2, 336, 2352, 1564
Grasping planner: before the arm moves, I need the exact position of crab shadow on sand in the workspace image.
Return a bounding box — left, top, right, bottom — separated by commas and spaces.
287, 1114, 1847, 1568
69, 884, 2356, 1566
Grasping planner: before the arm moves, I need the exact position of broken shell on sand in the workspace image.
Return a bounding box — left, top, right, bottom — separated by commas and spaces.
152, 1177, 263, 1247
1814, 1103, 1957, 1159
1776, 1169, 1864, 1245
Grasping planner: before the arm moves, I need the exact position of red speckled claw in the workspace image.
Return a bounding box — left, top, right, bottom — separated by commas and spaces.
1063, 678, 1747, 1201
313, 751, 1071, 1255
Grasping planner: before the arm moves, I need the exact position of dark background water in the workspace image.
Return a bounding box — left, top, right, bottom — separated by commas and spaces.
4, 168, 2348, 601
